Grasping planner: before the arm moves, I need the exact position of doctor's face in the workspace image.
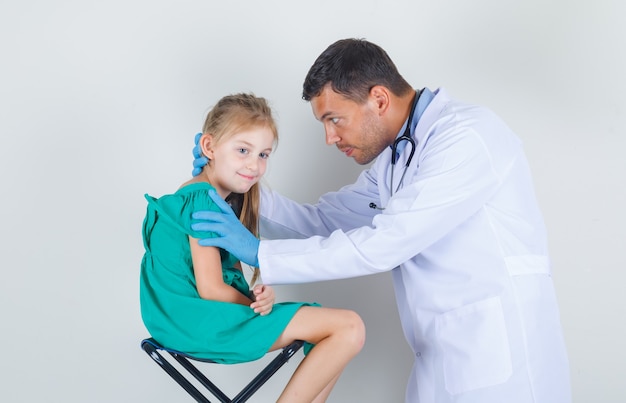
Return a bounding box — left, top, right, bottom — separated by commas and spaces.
310, 86, 391, 165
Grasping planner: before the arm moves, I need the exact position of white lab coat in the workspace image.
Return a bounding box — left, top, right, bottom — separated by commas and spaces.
258, 88, 571, 402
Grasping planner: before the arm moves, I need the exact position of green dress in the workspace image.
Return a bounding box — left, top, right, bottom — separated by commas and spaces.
140, 182, 317, 364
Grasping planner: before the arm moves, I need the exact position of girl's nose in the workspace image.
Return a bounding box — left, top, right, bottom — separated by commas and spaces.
247, 157, 259, 171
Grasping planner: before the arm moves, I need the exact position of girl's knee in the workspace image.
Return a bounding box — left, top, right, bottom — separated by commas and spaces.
342, 310, 366, 352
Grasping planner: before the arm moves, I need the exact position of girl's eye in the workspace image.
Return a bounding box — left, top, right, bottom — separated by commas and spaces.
238, 148, 249, 155
259, 152, 270, 159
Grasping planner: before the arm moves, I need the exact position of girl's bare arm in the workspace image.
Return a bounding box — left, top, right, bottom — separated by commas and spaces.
189, 236, 252, 305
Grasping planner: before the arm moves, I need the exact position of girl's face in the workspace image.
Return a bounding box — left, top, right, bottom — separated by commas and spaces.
201, 126, 275, 199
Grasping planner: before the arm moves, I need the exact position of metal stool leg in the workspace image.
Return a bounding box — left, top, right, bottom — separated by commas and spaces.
142, 341, 212, 403
231, 341, 304, 402
141, 338, 304, 403
171, 352, 231, 402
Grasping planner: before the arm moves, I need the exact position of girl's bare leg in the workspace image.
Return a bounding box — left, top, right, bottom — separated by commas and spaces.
311, 373, 340, 403
271, 306, 365, 403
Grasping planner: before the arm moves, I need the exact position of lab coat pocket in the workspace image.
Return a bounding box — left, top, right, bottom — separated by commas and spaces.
435, 296, 512, 395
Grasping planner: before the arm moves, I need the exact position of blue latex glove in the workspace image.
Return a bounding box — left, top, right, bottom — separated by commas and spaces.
191, 188, 260, 267
192, 132, 209, 177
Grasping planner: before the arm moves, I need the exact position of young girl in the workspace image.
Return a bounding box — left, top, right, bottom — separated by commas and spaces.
140, 93, 365, 402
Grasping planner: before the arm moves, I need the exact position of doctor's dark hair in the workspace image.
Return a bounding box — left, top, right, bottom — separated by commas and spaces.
302, 38, 413, 103
201, 93, 278, 283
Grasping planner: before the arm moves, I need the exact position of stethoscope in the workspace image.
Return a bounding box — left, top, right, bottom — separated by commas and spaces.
369, 89, 422, 211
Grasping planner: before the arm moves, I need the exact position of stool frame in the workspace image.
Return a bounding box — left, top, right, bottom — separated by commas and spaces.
141, 338, 304, 403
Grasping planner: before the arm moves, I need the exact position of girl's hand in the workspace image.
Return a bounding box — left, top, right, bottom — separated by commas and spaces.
250, 284, 274, 316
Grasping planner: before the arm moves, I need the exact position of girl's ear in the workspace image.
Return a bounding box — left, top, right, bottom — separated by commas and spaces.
199, 133, 215, 159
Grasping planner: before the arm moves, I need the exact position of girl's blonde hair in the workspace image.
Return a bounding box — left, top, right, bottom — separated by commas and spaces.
202, 93, 278, 284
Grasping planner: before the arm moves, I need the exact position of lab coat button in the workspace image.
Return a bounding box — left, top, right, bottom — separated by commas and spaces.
416, 352, 422, 357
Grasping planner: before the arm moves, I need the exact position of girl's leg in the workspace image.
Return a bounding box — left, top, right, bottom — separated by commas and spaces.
311, 373, 340, 403
271, 306, 365, 403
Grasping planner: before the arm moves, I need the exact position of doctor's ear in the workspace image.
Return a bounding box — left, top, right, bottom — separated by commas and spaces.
368, 85, 391, 115
199, 133, 215, 159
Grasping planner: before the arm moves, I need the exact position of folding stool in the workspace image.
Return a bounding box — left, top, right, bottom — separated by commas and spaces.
141, 338, 304, 402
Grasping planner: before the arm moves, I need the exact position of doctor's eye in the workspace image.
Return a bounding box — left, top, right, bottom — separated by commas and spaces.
330, 117, 340, 124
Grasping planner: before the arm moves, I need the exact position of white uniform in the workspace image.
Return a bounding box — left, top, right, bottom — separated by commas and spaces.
258, 88, 571, 402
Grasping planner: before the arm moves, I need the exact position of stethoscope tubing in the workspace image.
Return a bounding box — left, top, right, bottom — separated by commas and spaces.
390, 89, 421, 196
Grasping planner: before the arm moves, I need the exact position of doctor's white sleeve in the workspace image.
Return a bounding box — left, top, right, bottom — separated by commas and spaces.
258, 129, 516, 285
259, 169, 380, 240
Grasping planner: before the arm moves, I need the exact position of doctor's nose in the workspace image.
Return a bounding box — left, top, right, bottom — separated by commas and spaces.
325, 128, 340, 145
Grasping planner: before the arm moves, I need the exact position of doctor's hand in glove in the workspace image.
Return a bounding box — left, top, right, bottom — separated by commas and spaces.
191, 188, 260, 268
191, 132, 208, 176
250, 284, 274, 316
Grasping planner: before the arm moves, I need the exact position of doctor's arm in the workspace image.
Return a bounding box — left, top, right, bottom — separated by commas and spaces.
259, 168, 380, 239
258, 133, 504, 284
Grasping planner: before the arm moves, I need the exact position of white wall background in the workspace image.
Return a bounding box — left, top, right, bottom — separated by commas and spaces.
1, 0, 624, 402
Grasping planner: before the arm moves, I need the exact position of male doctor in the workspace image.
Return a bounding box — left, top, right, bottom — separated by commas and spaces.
191, 38, 571, 402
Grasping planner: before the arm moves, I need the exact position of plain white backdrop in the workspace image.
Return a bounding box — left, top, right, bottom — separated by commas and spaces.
1, 0, 624, 402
